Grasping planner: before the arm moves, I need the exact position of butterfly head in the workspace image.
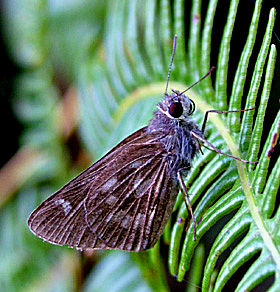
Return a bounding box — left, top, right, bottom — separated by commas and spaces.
157, 90, 195, 120
161, 34, 213, 121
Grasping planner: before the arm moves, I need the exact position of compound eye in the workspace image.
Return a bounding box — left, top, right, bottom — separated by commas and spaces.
188, 99, 195, 115
169, 101, 183, 118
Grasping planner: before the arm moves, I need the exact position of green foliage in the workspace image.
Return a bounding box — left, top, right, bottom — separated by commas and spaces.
1, 0, 279, 291
84, 252, 153, 292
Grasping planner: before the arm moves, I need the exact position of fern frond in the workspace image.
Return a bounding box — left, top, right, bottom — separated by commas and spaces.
1, 0, 278, 291
78, 0, 278, 290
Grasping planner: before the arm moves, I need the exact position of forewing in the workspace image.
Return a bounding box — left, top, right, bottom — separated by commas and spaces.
28, 127, 178, 251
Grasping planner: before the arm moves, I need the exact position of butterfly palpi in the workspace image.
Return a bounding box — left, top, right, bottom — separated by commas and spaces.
28, 35, 256, 251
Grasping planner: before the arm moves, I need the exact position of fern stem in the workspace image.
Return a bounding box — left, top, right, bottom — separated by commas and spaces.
200, 0, 218, 101
105, 0, 128, 97
215, 0, 240, 110
240, 160, 280, 276
159, 0, 172, 68
145, 0, 164, 78
116, 0, 137, 90
203, 206, 252, 291
247, 43, 277, 172
189, 0, 202, 83
263, 153, 280, 219
173, 0, 187, 77
214, 227, 262, 291
126, 0, 150, 83
253, 108, 280, 195
240, 8, 276, 154
227, 0, 263, 135
235, 252, 275, 291
147, 242, 170, 291
239, 8, 276, 153
187, 244, 205, 292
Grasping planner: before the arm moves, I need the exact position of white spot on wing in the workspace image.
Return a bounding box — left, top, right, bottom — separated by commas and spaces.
132, 213, 145, 230
121, 216, 132, 229
133, 178, 141, 189
133, 178, 153, 198
130, 160, 142, 168
106, 195, 118, 205
55, 199, 72, 215
106, 213, 113, 222
102, 177, 117, 192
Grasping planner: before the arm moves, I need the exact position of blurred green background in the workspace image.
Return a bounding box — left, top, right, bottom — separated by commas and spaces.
0, 0, 279, 291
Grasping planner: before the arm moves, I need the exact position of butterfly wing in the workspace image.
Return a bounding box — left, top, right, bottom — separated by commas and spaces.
84, 147, 178, 251
28, 127, 179, 251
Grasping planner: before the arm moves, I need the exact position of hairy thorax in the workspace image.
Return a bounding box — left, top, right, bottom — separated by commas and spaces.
147, 110, 203, 172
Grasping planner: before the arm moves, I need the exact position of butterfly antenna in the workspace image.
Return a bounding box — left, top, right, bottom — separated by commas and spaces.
165, 34, 177, 96
177, 66, 215, 96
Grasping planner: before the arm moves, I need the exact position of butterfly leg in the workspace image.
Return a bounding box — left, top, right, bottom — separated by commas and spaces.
177, 169, 196, 240
201, 108, 255, 134
190, 131, 258, 164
